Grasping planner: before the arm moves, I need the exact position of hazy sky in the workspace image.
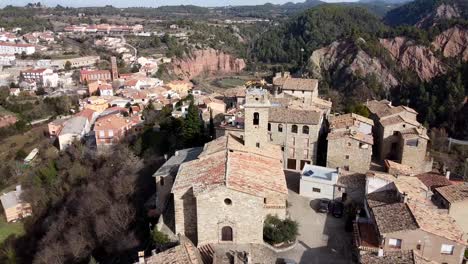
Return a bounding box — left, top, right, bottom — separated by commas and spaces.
1, 0, 358, 8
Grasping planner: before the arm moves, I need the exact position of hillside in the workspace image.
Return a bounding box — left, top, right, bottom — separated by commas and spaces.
252, 5, 387, 64
384, 0, 468, 27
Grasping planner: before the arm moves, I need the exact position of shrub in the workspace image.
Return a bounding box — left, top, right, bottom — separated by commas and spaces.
263, 215, 299, 245
152, 229, 170, 246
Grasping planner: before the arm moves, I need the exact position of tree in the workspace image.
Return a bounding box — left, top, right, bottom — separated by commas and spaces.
263, 215, 299, 245
64, 61, 72, 71
182, 102, 202, 147
208, 110, 215, 140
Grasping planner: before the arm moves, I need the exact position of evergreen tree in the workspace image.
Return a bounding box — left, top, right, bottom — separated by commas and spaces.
182, 102, 202, 147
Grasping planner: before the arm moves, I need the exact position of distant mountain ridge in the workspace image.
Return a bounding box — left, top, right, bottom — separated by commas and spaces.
384, 0, 468, 27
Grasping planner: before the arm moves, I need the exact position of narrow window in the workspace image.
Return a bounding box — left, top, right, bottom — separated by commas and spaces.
268, 123, 271, 131
253, 112, 259, 125
278, 124, 283, 132
312, 188, 321, 193
291, 125, 298, 133
302, 125, 309, 134
160, 177, 165, 186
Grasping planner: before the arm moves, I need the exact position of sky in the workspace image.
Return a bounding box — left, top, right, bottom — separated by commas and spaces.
0, 0, 358, 8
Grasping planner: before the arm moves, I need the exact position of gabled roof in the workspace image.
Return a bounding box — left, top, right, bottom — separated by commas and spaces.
329, 113, 374, 129
361, 250, 416, 264
434, 184, 468, 204
371, 201, 419, 235
268, 107, 321, 125
273, 77, 318, 91
172, 134, 287, 198
416, 172, 452, 191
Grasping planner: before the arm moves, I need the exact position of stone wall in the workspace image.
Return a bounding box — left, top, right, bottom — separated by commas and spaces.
399, 137, 431, 173
269, 122, 321, 171
174, 188, 198, 244
327, 137, 372, 174
196, 187, 265, 245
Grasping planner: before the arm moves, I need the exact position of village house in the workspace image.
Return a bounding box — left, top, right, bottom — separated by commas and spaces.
98, 83, 114, 96
0, 185, 32, 222
80, 69, 112, 83
158, 88, 288, 246
300, 164, 343, 200
20, 68, 59, 88
355, 172, 467, 264
9, 88, 20, 96
0, 53, 16, 66
366, 100, 433, 173
57, 116, 90, 150
0, 41, 35, 55
48, 117, 69, 137
273, 72, 319, 105
94, 113, 142, 150
432, 184, 468, 236
326, 113, 374, 174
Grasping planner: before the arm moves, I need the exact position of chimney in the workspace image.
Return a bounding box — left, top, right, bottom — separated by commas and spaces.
445, 170, 451, 180
175, 151, 179, 156
378, 248, 384, 257
15, 185, 21, 192
138, 251, 145, 264
402, 192, 408, 203
336, 167, 341, 174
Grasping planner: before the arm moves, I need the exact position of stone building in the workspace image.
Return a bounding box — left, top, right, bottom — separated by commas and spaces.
163, 88, 288, 246
273, 72, 319, 105
355, 172, 467, 264
326, 113, 374, 173
365, 100, 432, 173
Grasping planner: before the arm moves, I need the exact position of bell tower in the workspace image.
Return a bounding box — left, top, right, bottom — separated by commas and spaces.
244, 87, 270, 148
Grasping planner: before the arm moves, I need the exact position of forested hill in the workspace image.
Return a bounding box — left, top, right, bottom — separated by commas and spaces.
251, 1, 468, 138
384, 0, 468, 27
252, 5, 387, 64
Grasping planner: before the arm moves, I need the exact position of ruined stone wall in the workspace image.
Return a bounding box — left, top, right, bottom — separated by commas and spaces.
327, 137, 372, 174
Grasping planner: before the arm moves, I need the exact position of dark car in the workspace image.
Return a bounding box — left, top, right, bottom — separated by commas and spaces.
277, 258, 297, 264
317, 199, 331, 213
331, 201, 344, 218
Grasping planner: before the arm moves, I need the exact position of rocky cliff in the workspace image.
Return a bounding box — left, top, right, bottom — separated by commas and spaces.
170, 48, 246, 80
309, 41, 399, 90
379, 37, 446, 81
432, 26, 468, 61
416, 3, 462, 28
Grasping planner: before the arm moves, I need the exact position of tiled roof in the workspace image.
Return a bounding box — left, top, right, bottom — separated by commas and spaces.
361, 250, 416, 264
434, 184, 468, 203
274, 77, 318, 91
74, 108, 95, 122
329, 113, 374, 129
94, 113, 140, 131
393, 176, 429, 203
80, 69, 110, 75
385, 159, 415, 176
367, 189, 400, 208
0, 41, 34, 47
268, 107, 321, 125
371, 202, 419, 235
144, 238, 202, 264
366, 100, 417, 119
173, 134, 287, 198
416, 172, 452, 191
327, 129, 373, 145
398, 127, 430, 140
407, 201, 466, 244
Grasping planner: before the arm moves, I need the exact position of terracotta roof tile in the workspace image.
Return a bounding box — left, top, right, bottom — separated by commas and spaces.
434, 184, 468, 203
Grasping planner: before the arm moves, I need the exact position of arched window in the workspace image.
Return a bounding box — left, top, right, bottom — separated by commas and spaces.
268, 123, 271, 131
302, 125, 309, 134
221, 226, 233, 241
278, 124, 283, 132
253, 112, 259, 125
291, 125, 298, 133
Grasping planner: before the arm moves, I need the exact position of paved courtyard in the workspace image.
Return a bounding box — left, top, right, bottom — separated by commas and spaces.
277, 172, 354, 264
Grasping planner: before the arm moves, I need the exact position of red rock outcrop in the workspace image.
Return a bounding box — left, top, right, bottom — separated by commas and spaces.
309, 40, 399, 90
170, 48, 246, 80
432, 26, 468, 61
416, 4, 461, 28
379, 37, 446, 81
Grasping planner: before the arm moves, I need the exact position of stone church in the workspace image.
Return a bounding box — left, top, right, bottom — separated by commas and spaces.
157, 88, 288, 246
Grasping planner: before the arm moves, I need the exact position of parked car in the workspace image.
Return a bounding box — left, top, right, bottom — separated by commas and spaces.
277, 258, 297, 264
317, 199, 331, 213
331, 201, 344, 218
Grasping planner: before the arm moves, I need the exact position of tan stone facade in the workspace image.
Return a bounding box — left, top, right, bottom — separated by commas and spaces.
327, 136, 372, 174
268, 122, 321, 170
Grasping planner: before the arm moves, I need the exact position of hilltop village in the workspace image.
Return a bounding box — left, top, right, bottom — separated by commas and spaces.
0, 2, 467, 264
